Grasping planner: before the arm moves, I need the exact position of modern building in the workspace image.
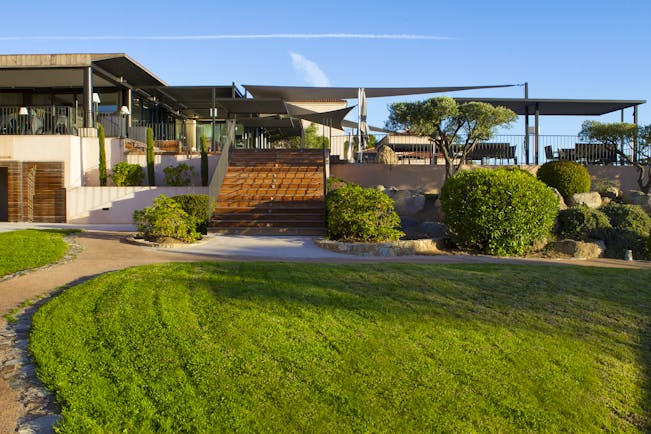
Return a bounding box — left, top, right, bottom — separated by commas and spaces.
0, 53, 646, 228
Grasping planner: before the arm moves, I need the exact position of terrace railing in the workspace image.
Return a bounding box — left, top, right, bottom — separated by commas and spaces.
332, 134, 647, 166
131, 121, 180, 141
0, 106, 79, 135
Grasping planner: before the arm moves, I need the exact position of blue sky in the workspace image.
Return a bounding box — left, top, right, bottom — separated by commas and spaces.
1, 0, 649, 135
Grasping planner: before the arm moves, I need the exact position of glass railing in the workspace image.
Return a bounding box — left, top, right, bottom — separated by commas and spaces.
0, 106, 79, 135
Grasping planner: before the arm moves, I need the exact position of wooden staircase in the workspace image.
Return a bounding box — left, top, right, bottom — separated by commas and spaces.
210, 149, 326, 235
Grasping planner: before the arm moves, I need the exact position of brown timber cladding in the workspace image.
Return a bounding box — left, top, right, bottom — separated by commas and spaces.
0, 161, 66, 222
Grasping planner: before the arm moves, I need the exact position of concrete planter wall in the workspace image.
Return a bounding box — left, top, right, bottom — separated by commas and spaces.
316, 238, 445, 256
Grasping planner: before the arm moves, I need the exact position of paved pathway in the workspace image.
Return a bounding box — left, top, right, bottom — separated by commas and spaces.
0, 224, 649, 432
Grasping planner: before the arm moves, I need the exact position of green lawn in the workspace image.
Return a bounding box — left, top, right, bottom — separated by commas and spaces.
0, 229, 72, 277
30, 262, 651, 433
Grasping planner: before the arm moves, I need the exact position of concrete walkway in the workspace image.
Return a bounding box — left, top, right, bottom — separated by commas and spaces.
0, 224, 649, 432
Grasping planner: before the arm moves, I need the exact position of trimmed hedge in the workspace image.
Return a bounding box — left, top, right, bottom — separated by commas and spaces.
441, 168, 558, 256
163, 163, 195, 186
601, 203, 651, 259
326, 184, 404, 241
555, 206, 612, 241
537, 161, 591, 200
133, 195, 199, 243
172, 194, 215, 235
110, 162, 144, 186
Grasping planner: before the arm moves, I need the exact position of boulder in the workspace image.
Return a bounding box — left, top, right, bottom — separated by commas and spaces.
416, 221, 448, 239
385, 189, 426, 217
551, 188, 568, 210
552, 239, 605, 258
377, 145, 399, 164
621, 190, 651, 215
375, 185, 385, 192
567, 192, 602, 208
432, 198, 446, 222
412, 195, 442, 222
601, 186, 620, 200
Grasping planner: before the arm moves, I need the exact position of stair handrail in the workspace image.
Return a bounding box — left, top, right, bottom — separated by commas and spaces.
207, 139, 232, 216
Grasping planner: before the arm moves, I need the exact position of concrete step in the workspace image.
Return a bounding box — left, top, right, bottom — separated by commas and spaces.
209, 226, 327, 236
210, 219, 324, 228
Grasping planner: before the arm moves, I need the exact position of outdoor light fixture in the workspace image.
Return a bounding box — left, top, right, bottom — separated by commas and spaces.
18, 107, 28, 115
119, 105, 130, 115
92, 93, 101, 104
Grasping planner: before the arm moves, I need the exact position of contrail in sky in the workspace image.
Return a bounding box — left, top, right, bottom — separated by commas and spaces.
0, 34, 452, 41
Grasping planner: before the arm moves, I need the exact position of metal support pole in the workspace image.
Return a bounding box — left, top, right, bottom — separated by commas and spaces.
83, 66, 93, 128
322, 119, 328, 201
211, 87, 216, 152
524, 82, 529, 165
123, 88, 132, 128
534, 106, 540, 165
633, 105, 639, 162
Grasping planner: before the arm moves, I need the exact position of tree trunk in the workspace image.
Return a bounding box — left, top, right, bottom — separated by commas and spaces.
638, 164, 650, 194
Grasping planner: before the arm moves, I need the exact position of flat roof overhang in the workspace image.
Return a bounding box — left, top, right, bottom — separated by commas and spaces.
453, 97, 646, 116
0, 53, 167, 89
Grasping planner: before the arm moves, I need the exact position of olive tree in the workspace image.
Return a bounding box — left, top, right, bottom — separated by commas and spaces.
579, 121, 651, 193
386, 96, 517, 178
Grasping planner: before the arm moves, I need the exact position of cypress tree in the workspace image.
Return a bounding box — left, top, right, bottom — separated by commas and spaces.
97, 124, 107, 186
146, 127, 155, 186
200, 136, 209, 186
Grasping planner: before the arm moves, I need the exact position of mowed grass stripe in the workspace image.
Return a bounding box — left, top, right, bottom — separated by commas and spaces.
0, 229, 72, 277
30, 262, 651, 433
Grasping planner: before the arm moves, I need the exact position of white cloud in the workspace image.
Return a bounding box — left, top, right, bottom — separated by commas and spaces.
289, 51, 330, 87
0, 33, 452, 41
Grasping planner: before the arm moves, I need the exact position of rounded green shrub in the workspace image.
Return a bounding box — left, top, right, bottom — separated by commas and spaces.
601, 203, 651, 259
172, 194, 215, 235
555, 206, 612, 241
110, 162, 144, 186
536, 161, 591, 200
163, 163, 195, 186
133, 195, 199, 243
440, 168, 558, 256
327, 184, 404, 241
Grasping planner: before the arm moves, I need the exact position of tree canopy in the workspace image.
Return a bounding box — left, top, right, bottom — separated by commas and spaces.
386, 97, 517, 178
579, 121, 651, 193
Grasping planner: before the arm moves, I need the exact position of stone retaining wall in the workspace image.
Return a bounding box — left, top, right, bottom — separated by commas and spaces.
316, 238, 445, 256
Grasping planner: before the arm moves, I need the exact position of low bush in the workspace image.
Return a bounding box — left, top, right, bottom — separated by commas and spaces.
441, 168, 558, 256
327, 184, 404, 241
111, 162, 144, 186
326, 176, 353, 193
163, 163, 195, 186
172, 194, 215, 234
601, 203, 651, 259
537, 161, 591, 200
133, 195, 199, 243
555, 206, 612, 241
